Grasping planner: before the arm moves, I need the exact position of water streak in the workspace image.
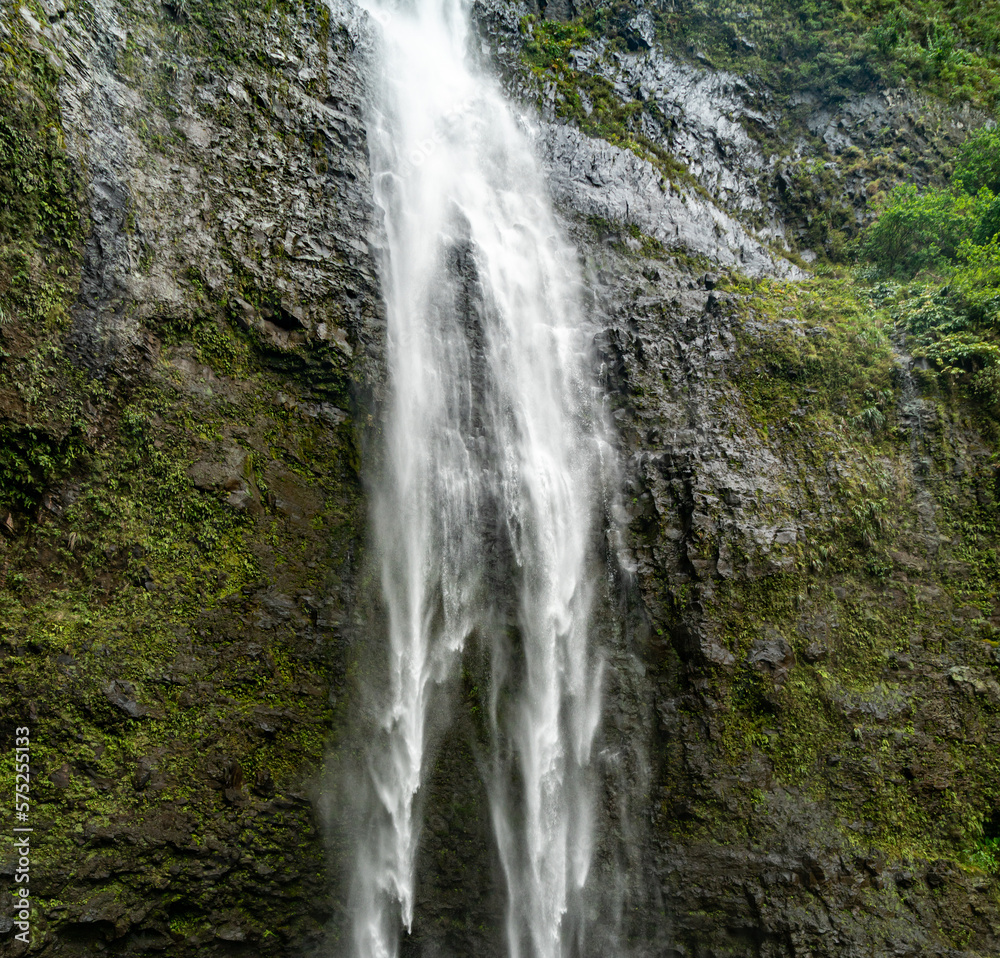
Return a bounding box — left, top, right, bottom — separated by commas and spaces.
352, 2, 613, 955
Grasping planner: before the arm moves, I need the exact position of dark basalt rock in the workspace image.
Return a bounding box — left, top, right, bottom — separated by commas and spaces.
104, 679, 149, 719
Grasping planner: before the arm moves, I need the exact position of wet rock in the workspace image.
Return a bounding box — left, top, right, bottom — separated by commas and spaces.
188, 443, 264, 515
252, 768, 275, 798
540, 123, 800, 278
48, 763, 73, 788
187, 444, 252, 493
252, 708, 289, 735
803, 642, 827, 663
624, 12, 655, 50
948, 666, 1000, 702
749, 632, 795, 688
216, 923, 246, 942
133, 762, 152, 791
104, 680, 148, 719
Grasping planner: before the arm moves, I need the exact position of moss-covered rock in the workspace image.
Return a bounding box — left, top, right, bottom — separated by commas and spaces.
0, 0, 380, 951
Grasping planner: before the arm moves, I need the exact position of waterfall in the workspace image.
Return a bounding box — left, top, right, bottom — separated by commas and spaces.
350, 1, 614, 955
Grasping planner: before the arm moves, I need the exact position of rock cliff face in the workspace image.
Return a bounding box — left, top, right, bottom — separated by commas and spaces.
0, 0, 382, 950
2, 0, 1000, 955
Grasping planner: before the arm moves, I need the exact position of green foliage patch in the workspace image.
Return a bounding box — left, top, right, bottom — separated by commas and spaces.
729, 273, 896, 429
0, 17, 90, 512
0, 31, 83, 332
0, 425, 85, 512
569, 0, 1000, 110
855, 125, 1000, 405
687, 271, 1000, 868
0, 57, 81, 253
856, 184, 989, 278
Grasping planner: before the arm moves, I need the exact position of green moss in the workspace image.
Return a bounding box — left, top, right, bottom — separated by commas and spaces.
728, 271, 896, 429
0, 340, 359, 936
631, 263, 1000, 872
0, 1, 365, 947
0, 31, 82, 334
0, 56, 82, 253
519, 16, 705, 195
568, 0, 1000, 112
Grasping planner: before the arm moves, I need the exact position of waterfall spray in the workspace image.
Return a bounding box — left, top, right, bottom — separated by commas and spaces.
351, 2, 614, 955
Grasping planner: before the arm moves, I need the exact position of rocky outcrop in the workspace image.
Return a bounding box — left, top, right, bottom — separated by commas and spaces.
538, 123, 802, 277
0, 0, 381, 952
563, 36, 778, 219
589, 239, 1000, 957
50, 0, 384, 377
479, 0, 990, 261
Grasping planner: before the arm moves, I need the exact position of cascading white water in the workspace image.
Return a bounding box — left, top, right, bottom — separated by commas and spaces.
352, 2, 613, 956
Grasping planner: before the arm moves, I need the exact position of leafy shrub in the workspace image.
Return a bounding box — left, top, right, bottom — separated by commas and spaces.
893, 287, 967, 337
520, 17, 592, 70
953, 125, 1000, 197
973, 195, 1000, 244
872, 229, 1000, 406
965, 835, 1000, 872
971, 364, 1000, 400
856, 126, 1000, 281
868, 10, 909, 56
954, 236, 1000, 322
916, 331, 1000, 377
855, 184, 983, 278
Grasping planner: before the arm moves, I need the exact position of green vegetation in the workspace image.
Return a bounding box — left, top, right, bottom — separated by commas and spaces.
967, 833, 1000, 872
728, 273, 896, 430
596, 0, 998, 108
857, 126, 1000, 276
702, 425, 1000, 843
520, 17, 703, 193
0, 20, 83, 327
519, 1, 1000, 113
0, 426, 85, 511
856, 125, 1000, 403
646, 261, 1000, 869
663, 0, 1000, 107
0, 0, 364, 948
517, 4, 999, 264
856, 183, 989, 276
0, 11, 91, 517
0, 57, 81, 252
